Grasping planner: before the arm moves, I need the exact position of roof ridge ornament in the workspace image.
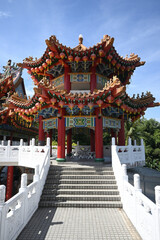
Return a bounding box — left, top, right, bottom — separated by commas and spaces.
79, 34, 83, 44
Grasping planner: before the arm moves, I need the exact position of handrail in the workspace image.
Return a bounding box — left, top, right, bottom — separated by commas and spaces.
112, 137, 160, 240
0, 138, 50, 240
112, 137, 145, 167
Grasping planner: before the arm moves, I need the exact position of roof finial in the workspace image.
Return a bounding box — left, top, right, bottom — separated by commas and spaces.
79, 34, 83, 44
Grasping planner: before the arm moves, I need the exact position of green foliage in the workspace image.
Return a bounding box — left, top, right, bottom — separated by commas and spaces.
103, 131, 111, 145
52, 140, 58, 146
72, 142, 77, 146
72, 128, 90, 145
72, 132, 90, 145
125, 118, 160, 171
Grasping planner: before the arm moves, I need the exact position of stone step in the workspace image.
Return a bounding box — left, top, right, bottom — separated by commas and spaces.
42, 189, 119, 195
45, 179, 117, 184
48, 171, 114, 175
48, 167, 113, 171
40, 164, 122, 208
46, 175, 115, 179
39, 201, 123, 208
40, 195, 121, 201
43, 184, 118, 190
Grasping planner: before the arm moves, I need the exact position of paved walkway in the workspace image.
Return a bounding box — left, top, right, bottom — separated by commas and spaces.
17, 158, 141, 240
17, 207, 141, 240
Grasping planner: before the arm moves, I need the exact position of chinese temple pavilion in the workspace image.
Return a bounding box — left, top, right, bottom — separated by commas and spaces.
7, 34, 159, 162
0, 60, 38, 200
0, 60, 37, 143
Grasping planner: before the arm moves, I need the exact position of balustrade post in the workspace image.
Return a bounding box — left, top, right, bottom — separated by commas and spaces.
20, 139, 23, 146
128, 137, 132, 145
0, 185, 6, 240
8, 140, 11, 146
33, 165, 40, 182
133, 174, 142, 227
121, 164, 128, 201
134, 174, 142, 192
46, 137, 50, 147
155, 186, 160, 240
112, 137, 116, 146
7, 140, 11, 158
75, 141, 79, 157
18, 139, 24, 164
128, 137, 133, 166
46, 137, 50, 159
140, 138, 145, 165
34, 164, 42, 208
134, 140, 137, 146
1, 141, 4, 146
32, 138, 35, 146
141, 138, 144, 146
19, 174, 27, 192
19, 174, 28, 224
122, 164, 128, 181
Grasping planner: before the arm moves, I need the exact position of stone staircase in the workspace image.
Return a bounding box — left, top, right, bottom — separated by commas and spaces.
39, 164, 122, 208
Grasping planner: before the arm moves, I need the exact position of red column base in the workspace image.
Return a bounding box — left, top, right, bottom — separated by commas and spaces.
56, 158, 66, 162
95, 158, 104, 162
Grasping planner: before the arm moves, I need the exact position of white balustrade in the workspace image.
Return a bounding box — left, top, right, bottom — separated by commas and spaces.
112, 137, 160, 240
0, 138, 50, 240
113, 137, 145, 167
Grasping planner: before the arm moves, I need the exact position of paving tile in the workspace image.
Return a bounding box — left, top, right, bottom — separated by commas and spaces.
17, 207, 141, 240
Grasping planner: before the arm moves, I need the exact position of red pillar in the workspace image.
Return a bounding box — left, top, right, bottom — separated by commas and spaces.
64, 66, 71, 93
38, 115, 45, 145
111, 129, 117, 145
67, 129, 72, 156
90, 129, 95, 152
6, 166, 14, 200
118, 116, 125, 146
57, 109, 66, 161
95, 108, 104, 161
90, 66, 97, 93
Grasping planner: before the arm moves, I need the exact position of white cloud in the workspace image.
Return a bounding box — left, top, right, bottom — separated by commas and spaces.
0, 11, 11, 18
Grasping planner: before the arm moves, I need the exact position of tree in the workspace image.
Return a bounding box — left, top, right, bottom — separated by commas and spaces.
125, 118, 160, 171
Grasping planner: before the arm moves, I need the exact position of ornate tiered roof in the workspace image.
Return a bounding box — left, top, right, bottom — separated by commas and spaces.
7, 75, 157, 124
18, 34, 145, 86
4, 34, 159, 126
0, 61, 37, 134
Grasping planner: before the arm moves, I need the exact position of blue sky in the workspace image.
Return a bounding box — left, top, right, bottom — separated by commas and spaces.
0, 0, 160, 121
